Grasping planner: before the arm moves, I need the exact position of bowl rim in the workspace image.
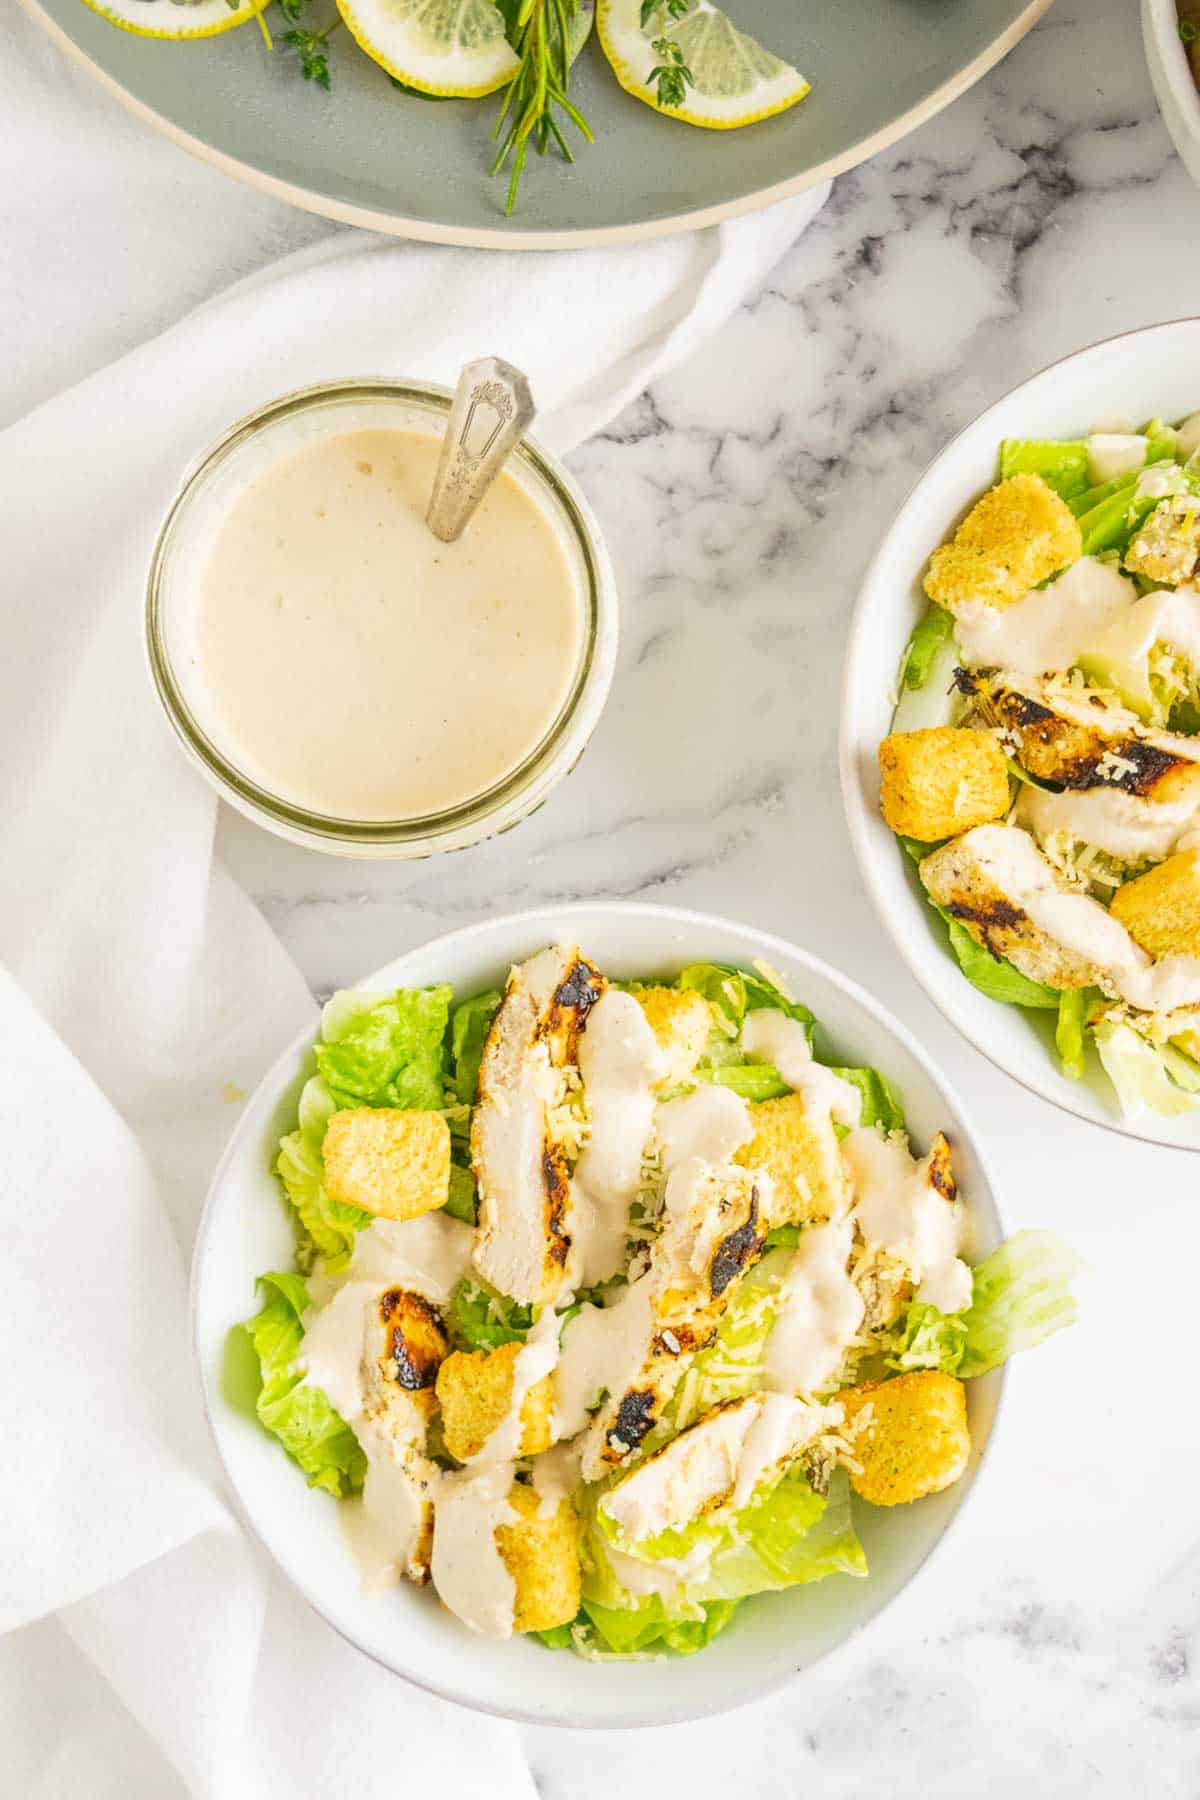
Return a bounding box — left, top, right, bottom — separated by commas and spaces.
191, 899, 1009, 1728
1142, 0, 1200, 149
839, 315, 1200, 1153
17, 0, 1052, 251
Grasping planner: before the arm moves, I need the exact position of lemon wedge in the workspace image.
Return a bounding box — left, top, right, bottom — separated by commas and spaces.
337, 0, 519, 96
597, 0, 809, 128
80, 0, 268, 38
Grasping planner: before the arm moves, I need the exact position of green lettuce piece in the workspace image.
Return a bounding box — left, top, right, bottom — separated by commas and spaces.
1142, 417, 1179, 464
678, 963, 814, 1040
587, 1463, 865, 1632
315, 984, 452, 1111
886, 1230, 1079, 1379
276, 1129, 370, 1269
451, 1277, 533, 1350
697, 1061, 791, 1103
886, 1301, 968, 1374
936, 908, 1062, 1009
449, 990, 501, 1105
828, 1065, 906, 1132
539, 1597, 740, 1657
1055, 988, 1099, 1081
445, 1163, 477, 1224
1163, 1041, 1200, 1092
998, 438, 1090, 501
239, 1273, 366, 1497
898, 604, 955, 692
959, 1230, 1082, 1378
1075, 480, 1157, 556
1093, 1019, 1200, 1119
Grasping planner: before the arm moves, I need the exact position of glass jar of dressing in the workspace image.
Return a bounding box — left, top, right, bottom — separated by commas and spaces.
146, 379, 617, 858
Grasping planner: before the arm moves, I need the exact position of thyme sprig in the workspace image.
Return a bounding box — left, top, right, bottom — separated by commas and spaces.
639, 0, 693, 108
491, 0, 593, 215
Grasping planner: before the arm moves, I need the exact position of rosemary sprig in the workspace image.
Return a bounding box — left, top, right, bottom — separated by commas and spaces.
639, 0, 693, 108
491, 0, 593, 215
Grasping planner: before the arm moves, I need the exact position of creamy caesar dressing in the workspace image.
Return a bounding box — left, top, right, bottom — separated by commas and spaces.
763, 1218, 864, 1395
197, 427, 582, 821
296, 1279, 380, 1420
739, 1011, 862, 1128
842, 1126, 971, 1313
952, 557, 1135, 675
1016, 780, 1200, 865
1086, 432, 1147, 485
570, 991, 666, 1286
530, 1440, 583, 1519
655, 1084, 752, 1171
553, 1278, 655, 1441
430, 1463, 518, 1639
338, 1211, 474, 1301
340, 1422, 432, 1592
959, 824, 1200, 1014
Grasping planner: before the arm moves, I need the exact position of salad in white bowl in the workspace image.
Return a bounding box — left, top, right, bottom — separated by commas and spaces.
230, 933, 1076, 1665
876, 408, 1200, 1124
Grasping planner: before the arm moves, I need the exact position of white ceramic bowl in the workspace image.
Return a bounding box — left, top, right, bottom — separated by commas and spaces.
193, 902, 1005, 1727
1143, 0, 1200, 190
841, 319, 1200, 1151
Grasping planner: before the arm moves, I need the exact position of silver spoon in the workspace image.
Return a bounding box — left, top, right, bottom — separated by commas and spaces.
426, 355, 537, 543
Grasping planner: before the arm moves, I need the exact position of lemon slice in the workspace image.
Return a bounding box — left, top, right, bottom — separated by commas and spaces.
80, 0, 267, 38
337, 0, 519, 96
597, 0, 809, 129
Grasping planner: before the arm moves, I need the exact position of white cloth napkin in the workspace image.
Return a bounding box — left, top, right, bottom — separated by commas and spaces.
1, 16, 829, 1793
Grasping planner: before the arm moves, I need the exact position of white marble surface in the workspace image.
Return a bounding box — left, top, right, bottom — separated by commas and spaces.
13, 0, 1200, 1789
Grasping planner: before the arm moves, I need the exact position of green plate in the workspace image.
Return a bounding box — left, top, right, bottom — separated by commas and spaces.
23, 0, 1051, 246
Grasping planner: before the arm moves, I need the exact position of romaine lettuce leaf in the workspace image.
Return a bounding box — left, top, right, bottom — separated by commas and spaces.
886, 1230, 1079, 1380
898, 604, 955, 692
450, 1278, 533, 1349
1055, 987, 1098, 1081
239, 1273, 366, 1497
998, 437, 1090, 500
585, 1462, 865, 1639
315, 984, 452, 1110
697, 1061, 791, 1102
958, 1230, 1082, 1378
449, 990, 501, 1106
539, 1597, 740, 1657
276, 1128, 370, 1269
827, 1064, 906, 1132
1093, 1019, 1199, 1119
678, 963, 814, 1040
936, 907, 1062, 1009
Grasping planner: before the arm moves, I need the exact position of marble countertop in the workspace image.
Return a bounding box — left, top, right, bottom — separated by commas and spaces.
229, 3, 1197, 1789
12, 0, 1200, 1787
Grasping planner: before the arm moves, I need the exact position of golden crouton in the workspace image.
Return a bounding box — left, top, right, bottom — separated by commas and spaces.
1110, 849, 1200, 959
495, 1483, 581, 1634
636, 987, 712, 1087
323, 1108, 449, 1220
878, 726, 1010, 843
924, 474, 1082, 612
436, 1343, 554, 1463
836, 1370, 970, 1507
1123, 495, 1200, 586
734, 1093, 848, 1227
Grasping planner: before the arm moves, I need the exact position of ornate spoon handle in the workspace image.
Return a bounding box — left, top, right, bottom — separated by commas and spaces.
426, 356, 537, 543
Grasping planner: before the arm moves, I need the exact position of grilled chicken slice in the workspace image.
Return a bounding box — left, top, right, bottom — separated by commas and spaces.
471, 944, 605, 1306
600, 1393, 840, 1544
957, 669, 1200, 800
919, 823, 1112, 991
580, 1158, 767, 1480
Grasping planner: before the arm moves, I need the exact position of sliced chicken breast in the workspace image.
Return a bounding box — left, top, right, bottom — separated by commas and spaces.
471, 944, 605, 1306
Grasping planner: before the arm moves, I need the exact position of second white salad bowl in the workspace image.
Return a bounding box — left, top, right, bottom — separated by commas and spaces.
193, 902, 1005, 1728
840, 318, 1200, 1151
